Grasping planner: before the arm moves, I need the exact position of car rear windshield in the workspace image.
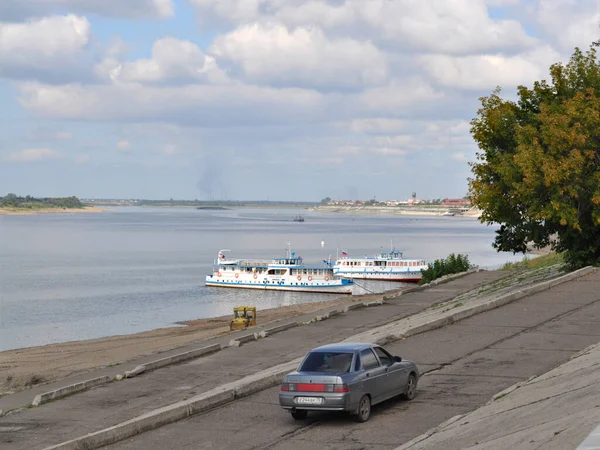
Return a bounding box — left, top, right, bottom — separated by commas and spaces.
299, 352, 354, 373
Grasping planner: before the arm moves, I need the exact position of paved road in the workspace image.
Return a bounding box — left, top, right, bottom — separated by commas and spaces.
109, 273, 600, 450
0, 271, 506, 450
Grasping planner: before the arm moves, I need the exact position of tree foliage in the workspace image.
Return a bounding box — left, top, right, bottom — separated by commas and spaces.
419, 253, 472, 285
0, 193, 83, 209
469, 44, 600, 270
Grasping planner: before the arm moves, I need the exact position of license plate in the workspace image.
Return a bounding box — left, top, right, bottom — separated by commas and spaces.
295, 397, 323, 405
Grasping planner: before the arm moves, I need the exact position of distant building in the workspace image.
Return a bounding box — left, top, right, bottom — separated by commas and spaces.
442, 198, 471, 207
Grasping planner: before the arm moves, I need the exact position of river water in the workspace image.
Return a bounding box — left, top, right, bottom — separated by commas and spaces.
0, 207, 523, 351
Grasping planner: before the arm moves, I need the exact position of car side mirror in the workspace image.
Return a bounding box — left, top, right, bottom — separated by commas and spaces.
393, 356, 402, 363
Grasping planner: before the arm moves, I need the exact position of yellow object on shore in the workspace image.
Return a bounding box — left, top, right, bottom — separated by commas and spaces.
230, 306, 256, 331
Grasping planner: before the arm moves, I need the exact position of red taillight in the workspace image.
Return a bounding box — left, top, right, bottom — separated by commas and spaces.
334, 384, 349, 393
280, 384, 289, 391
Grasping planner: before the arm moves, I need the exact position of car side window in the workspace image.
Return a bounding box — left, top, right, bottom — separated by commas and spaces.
373, 347, 392, 366
359, 349, 380, 370
353, 353, 361, 372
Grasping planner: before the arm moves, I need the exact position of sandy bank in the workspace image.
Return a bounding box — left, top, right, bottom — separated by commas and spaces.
0, 294, 382, 393
0, 206, 104, 215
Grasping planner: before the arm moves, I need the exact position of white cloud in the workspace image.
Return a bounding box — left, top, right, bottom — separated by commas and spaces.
420, 46, 561, 90
370, 135, 414, 147
358, 79, 443, 114
346, 119, 409, 135
8, 148, 63, 162
192, 0, 534, 54
0, 0, 173, 21
17, 82, 327, 126
527, 0, 600, 52
103, 38, 229, 85
210, 22, 387, 88
116, 140, 130, 150
370, 147, 408, 156
451, 152, 468, 162
0, 14, 91, 82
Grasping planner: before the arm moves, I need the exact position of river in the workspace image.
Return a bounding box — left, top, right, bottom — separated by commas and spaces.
0, 207, 523, 351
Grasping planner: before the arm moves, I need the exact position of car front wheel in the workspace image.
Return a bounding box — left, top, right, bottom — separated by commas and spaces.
355, 395, 371, 422
403, 373, 417, 400
291, 410, 307, 420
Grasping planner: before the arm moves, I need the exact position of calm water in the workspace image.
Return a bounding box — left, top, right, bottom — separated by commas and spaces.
0, 207, 522, 351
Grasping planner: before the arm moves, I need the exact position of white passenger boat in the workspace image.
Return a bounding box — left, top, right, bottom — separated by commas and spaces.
332, 247, 428, 282
205, 247, 353, 294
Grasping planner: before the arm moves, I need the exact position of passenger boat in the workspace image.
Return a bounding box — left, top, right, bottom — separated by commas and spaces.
332, 246, 428, 282
205, 247, 353, 294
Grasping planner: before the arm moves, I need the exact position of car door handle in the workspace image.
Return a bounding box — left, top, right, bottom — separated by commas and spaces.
385, 367, 389, 372
366, 373, 370, 377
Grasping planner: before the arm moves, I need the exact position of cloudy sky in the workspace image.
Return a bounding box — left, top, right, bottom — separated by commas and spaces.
0, 0, 598, 201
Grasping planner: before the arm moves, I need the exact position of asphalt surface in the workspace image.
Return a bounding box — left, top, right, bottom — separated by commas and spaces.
0, 271, 507, 450
108, 272, 600, 450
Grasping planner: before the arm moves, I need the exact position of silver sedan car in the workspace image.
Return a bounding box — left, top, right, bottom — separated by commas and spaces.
279, 342, 419, 422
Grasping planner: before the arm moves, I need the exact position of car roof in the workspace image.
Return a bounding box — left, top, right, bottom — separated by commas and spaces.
309, 342, 376, 353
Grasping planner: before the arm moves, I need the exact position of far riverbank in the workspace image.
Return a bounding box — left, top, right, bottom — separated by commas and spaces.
309, 205, 482, 217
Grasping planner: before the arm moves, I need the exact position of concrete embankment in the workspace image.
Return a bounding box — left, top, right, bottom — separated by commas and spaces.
396, 342, 600, 450
99, 267, 600, 450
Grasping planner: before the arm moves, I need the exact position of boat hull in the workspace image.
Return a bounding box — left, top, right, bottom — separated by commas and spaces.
205, 277, 353, 294
333, 271, 422, 282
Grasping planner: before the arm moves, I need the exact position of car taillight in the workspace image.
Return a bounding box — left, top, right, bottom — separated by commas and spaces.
334, 384, 349, 393
280, 383, 296, 391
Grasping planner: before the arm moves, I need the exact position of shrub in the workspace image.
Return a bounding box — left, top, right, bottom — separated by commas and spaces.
419, 253, 473, 285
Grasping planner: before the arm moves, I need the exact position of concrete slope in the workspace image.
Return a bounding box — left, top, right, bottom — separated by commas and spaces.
396, 343, 600, 450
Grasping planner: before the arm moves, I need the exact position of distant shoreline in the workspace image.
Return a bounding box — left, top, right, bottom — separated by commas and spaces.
309, 205, 482, 218
0, 206, 104, 215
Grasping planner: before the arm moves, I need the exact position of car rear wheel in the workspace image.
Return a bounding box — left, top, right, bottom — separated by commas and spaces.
403, 373, 417, 400
291, 410, 307, 420
355, 395, 371, 422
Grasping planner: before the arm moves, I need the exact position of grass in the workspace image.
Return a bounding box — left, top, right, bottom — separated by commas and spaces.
501, 252, 563, 271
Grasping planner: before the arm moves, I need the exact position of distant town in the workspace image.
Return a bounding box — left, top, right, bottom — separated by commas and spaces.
321, 194, 471, 208
80, 194, 472, 208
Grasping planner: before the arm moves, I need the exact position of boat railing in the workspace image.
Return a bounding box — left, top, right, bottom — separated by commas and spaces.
380, 251, 404, 259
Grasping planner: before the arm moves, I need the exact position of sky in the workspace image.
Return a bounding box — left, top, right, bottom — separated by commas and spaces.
0, 0, 599, 201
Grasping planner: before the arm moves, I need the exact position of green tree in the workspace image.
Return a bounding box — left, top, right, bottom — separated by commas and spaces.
469, 43, 600, 270
320, 197, 331, 204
